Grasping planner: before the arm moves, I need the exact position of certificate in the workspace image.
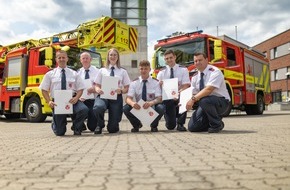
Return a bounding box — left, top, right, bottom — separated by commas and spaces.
179, 87, 193, 114
81, 79, 95, 100
162, 78, 178, 100
54, 90, 73, 114
130, 99, 158, 126
100, 76, 119, 100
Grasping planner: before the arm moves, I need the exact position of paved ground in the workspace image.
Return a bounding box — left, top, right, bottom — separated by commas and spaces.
0, 110, 290, 190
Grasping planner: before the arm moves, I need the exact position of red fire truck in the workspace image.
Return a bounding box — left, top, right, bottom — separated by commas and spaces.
0, 16, 138, 122
151, 30, 271, 115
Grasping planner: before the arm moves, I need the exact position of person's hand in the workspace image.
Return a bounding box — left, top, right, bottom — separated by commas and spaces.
87, 87, 95, 94
96, 88, 104, 95
186, 99, 195, 110
69, 97, 78, 105
142, 101, 152, 109
48, 101, 57, 108
116, 88, 122, 95
132, 102, 141, 110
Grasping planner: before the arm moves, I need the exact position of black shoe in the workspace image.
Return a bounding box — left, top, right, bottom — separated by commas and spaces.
208, 121, 224, 133
131, 128, 139, 132
74, 130, 81, 136
82, 123, 87, 131
72, 123, 86, 131
151, 127, 158, 132
177, 124, 187, 131
94, 126, 102, 134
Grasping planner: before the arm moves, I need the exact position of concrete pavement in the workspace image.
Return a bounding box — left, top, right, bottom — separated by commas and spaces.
0, 110, 290, 190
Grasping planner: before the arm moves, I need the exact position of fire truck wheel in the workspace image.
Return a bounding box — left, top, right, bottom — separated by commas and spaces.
4, 113, 21, 120
245, 94, 264, 115
25, 97, 47, 122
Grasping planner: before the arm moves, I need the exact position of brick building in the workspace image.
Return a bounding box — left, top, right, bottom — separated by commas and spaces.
254, 29, 290, 103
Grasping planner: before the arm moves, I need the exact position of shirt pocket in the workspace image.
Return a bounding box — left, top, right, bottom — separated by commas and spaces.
52, 78, 61, 89
147, 89, 155, 100
66, 78, 76, 90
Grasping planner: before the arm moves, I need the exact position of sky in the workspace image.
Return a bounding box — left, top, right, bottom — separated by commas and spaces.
0, 0, 290, 60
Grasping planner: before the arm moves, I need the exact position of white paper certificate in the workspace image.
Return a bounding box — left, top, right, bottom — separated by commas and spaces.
130, 99, 158, 126
179, 87, 193, 114
54, 90, 73, 114
100, 76, 119, 100
162, 78, 178, 100
81, 79, 95, 100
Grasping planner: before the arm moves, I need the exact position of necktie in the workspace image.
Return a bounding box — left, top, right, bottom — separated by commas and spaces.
85, 69, 90, 79
61, 69, 66, 90
142, 80, 147, 101
110, 67, 115, 76
170, 68, 174, 78
199, 72, 204, 90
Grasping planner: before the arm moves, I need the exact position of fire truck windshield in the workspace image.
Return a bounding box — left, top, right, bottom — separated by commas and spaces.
66, 48, 102, 71
155, 40, 205, 68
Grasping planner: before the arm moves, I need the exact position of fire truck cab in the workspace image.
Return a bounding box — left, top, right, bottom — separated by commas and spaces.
151, 30, 271, 115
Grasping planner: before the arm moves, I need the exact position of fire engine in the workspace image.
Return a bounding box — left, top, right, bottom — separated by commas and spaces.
0, 16, 138, 122
151, 30, 271, 116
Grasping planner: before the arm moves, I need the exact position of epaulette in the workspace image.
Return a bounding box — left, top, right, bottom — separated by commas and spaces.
120, 66, 127, 70
133, 77, 139, 81
159, 66, 166, 71
152, 77, 159, 81
209, 67, 215, 71
179, 65, 186, 68
189, 69, 198, 77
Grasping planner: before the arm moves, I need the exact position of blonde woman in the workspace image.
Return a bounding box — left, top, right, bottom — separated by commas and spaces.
93, 48, 130, 134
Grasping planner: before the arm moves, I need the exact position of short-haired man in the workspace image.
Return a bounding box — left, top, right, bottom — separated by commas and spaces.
123, 60, 164, 132
157, 49, 190, 131
40, 50, 89, 136
186, 53, 231, 133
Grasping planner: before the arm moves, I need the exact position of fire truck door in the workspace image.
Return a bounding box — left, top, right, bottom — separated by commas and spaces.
6, 56, 27, 92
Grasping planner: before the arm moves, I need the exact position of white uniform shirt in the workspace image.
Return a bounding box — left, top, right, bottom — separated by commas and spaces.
39, 67, 85, 98
94, 65, 131, 88
157, 64, 190, 89
191, 65, 231, 101
78, 65, 99, 81
78, 66, 99, 99
127, 76, 161, 102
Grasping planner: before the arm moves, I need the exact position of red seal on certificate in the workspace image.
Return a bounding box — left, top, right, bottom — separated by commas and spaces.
65, 105, 70, 110
172, 91, 176, 95
110, 90, 115, 96
149, 111, 154, 116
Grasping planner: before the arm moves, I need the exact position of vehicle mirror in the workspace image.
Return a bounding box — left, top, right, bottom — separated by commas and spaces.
213, 40, 222, 62
45, 60, 52, 68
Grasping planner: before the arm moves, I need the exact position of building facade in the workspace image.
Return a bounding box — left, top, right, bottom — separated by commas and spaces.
254, 29, 290, 103
111, 0, 147, 80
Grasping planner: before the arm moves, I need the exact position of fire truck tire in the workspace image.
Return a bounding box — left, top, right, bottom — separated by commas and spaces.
245, 94, 264, 115
4, 113, 21, 119
25, 97, 47, 122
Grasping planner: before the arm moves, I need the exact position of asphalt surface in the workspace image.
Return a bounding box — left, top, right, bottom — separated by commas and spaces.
0, 110, 290, 190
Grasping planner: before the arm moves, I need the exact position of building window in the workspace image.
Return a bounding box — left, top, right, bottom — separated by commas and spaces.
272, 91, 282, 102
131, 60, 137, 68
273, 47, 278, 58
274, 69, 278, 80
